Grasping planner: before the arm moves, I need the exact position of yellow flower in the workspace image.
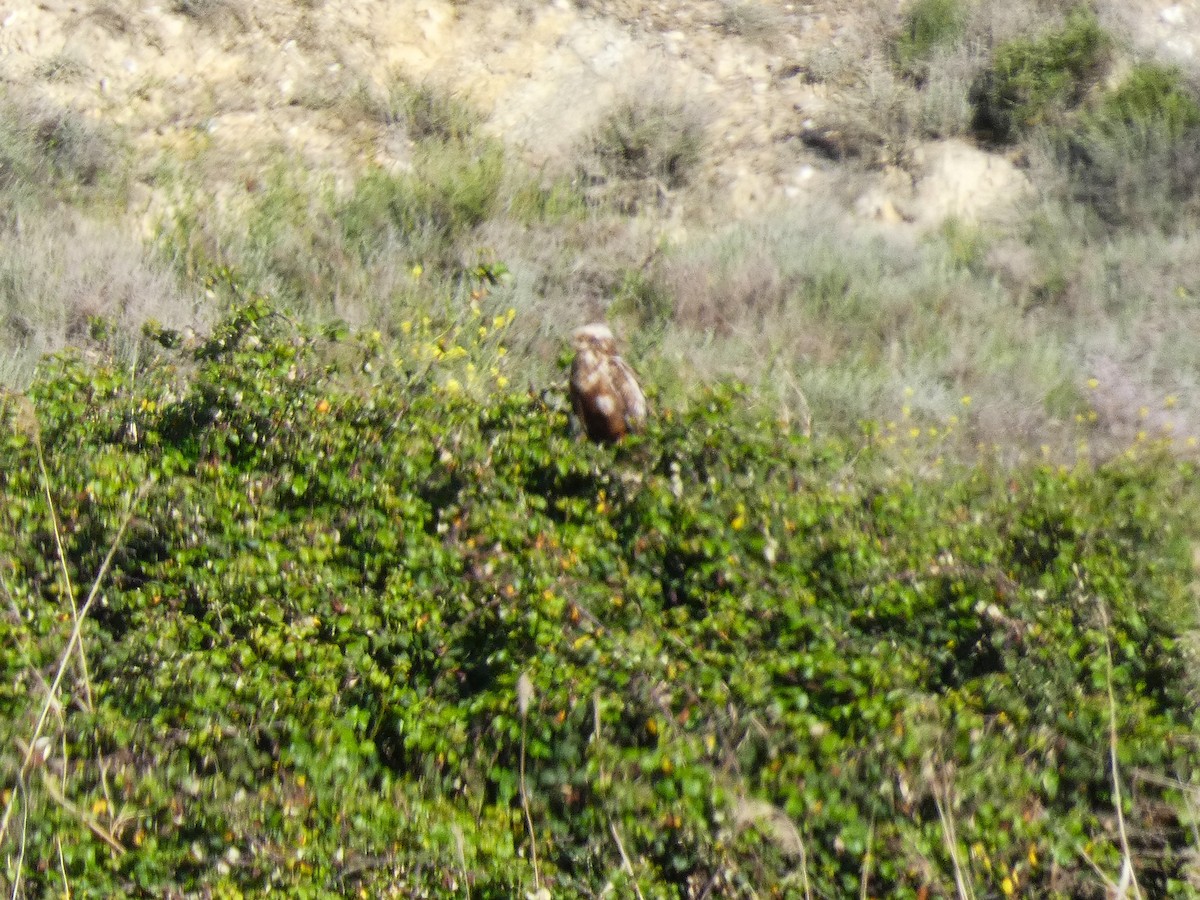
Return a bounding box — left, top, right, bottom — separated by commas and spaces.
493, 314, 508, 330
1086, 378, 1099, 389
1138, 405, 1149, 419
410, 263, 423, 279
496, 375, 509, 389
401, 320, 412, 335
1001, 876, 1015, 896
909, 427, 921, 439
901, 404, 912, 418
903, 386, 915, 397
1165, 394, 1178, 408
478, 326, 488, 339
445, 378, 462, 394
960, 395, 972, 406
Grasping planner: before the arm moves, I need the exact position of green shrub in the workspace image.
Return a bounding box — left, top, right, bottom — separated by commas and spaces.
507, 174, 589, 226
1060, 64, 1200, 231
1, 299, 1197, 897
893, 0, 968, 77
340, 142, 504, 261
1097, 63, 1200, 138
971, 8, 1110, 142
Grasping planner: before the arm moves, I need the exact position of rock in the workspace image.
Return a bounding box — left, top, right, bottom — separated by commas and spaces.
902, 139, 1033, 231
1161, 5, 1186, 25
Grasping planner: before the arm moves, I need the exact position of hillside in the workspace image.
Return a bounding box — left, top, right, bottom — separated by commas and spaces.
4, 0, 1200, 449
3, 0, 1200, 896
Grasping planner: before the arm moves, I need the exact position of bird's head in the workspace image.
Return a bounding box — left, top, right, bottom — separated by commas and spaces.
571, 323, 616, 355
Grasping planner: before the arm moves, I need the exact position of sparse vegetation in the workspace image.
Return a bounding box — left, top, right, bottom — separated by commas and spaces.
385, 81, 482, 144
171, 0, 247, 32
0, 100, 200, 388
582, 96, 706, 212
718, 0, 787, 46
158, 80, 564, 331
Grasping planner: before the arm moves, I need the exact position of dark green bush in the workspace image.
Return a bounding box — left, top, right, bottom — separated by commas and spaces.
893, 0, 968, 77
1, 299, 1198, 897
972, 8, 1110, 142
1098, 63, 1200, 138
1061, 64, 1200, 231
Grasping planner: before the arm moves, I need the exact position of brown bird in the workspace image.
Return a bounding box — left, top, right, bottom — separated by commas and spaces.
568, 323, 647, 443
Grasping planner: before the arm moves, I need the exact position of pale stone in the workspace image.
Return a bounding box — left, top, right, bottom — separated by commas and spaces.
1161, 5, 1186, 25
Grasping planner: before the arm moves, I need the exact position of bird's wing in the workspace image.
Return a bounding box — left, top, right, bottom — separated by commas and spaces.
611, 355, 647, 430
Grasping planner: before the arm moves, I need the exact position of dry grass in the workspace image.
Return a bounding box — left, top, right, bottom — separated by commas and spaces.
0, 214, 207, 387
171, 0, 248, 33
718, 0, 789, 48
578, 87, 709, 214
0, 96, 205, 388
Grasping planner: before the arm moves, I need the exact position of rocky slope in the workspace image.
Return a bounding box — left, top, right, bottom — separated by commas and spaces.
0, 0, 1126, 231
